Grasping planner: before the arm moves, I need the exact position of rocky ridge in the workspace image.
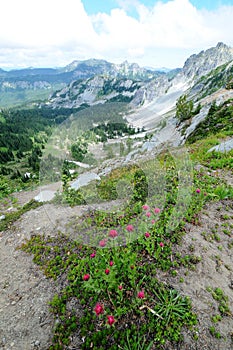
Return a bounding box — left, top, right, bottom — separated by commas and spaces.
46, 76, 143, 108
45, 43, 233, 110
0, 60, 160, 94
132, 42, 233, 107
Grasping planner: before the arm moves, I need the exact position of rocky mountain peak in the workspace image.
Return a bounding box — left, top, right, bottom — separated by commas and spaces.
63, 60, 81, 72
182, 42, 233, 80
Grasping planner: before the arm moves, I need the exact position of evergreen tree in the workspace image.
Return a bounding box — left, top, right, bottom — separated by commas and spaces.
176, 95, 194, 122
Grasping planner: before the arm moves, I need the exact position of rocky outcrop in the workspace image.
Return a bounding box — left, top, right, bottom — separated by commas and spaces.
1, 80, 51, 91
132, 42, 233, 107
47, 76, 142, 108
61, 59, 158, 81
208, 138, 233, 153
182, 42, 233, 80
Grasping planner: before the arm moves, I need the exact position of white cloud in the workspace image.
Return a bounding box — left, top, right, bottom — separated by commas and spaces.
201, 5, 233, 44
0, 0, 233, 69
0, 0, 96, 47
138, 0, 213, 47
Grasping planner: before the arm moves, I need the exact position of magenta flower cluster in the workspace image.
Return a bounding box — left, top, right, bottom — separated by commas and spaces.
94, 303, 115, 326
98, 223, 135, 248
109, 229, 118, 238
126, 224, 134, 232
83, 274, 90, 281
143, 205, 161, 222
93, 288, 146, 326
137, 290, 145, 299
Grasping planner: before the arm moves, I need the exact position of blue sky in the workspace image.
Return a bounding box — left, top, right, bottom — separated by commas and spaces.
0, 0, 233, 69
82, 0, 233, 15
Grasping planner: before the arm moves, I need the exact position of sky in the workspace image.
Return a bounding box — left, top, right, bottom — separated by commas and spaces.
0, 0, 233, 70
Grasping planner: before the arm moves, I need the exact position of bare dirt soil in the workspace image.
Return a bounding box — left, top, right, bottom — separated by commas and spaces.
159, 199, 233, 350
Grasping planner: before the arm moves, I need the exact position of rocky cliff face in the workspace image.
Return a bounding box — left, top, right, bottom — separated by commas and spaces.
182, 42, 233, 80
131, 42, 233, 107
45, 42, 233, 109
61, 59, 158, 81
47, 76, 143, 108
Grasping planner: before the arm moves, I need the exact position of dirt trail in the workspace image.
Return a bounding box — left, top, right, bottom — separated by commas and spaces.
0, 232, 56, 350
11, 182, 62, 208
0, 205, 57, 350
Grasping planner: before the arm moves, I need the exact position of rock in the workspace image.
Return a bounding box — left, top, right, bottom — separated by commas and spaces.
0, 214, 5, 221
70, 172, 101, 190
180, 104, 210, 143
208, 138, 233, 153
34, 190, 56, 202
182, 42, 233, 80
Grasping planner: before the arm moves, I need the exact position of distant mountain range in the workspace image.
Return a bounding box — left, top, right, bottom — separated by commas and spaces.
0, 59, 163, 85
0, 42, 232, 109
0, 60, 164, 87
44, 42, 233, 110
0, 59, 168, 107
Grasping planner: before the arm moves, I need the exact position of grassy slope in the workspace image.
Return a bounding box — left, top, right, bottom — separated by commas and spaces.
0, 84, 64, 108
19, 110, 233, 349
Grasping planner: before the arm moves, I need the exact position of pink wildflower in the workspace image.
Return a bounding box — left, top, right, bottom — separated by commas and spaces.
118, 285, 123, 290
146, 212, 151, 217
83, 274, 90, 281
109, 261, 114, 266
126, 224, 134, 232
105, 268, 110, 275
90, 252, 96, 258
159, 242, 164, 247
109, 229, 118, 238
142, 205, 149, 210
196, 188, 201, 193
151, 219, 155, 224
99, 239, 107, 247
137, 290, 145, 299
107, 315, 115, 326
154, 207, 161, 214
145, 232, 150, 238
94, 303, 104, 316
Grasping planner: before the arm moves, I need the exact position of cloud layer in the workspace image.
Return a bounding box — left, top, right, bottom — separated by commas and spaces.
0, 0, 233, 68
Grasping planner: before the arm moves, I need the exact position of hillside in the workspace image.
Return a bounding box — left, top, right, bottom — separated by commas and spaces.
0, 43, 233, 350
0, 108, 233, 349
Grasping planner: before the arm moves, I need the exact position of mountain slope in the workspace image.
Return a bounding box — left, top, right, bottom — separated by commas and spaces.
46, 43, 233, 106
46, 76, 143, 108
132, 42, 233, 108
45, 43, 233, 132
